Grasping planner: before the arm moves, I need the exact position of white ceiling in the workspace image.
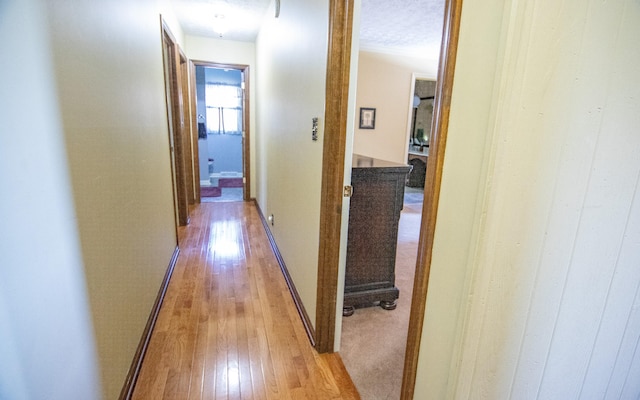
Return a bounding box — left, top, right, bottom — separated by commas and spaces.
171, 0, 272, 42
359, 0, 444, 58
171, 0, 445, 59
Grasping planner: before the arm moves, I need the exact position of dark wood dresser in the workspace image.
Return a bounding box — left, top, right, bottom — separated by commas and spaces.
343, 154, 412, 316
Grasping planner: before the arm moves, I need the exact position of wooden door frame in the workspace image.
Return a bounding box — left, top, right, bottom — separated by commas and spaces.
316, 0, 464, 397
179, 50, 197, 206
315, 0, 354, 353
189, 60, 251, 202
161, 18, 190, 227
187, 59, 201, 204
400, 1, 463, 397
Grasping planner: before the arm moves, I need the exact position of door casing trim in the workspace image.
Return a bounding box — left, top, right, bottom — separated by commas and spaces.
400, 1, 464, 398
315, 0, 355, 353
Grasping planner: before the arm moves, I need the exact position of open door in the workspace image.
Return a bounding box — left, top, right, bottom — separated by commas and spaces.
161, 18, 190, 226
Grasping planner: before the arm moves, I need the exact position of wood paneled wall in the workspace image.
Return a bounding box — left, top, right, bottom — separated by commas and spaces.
417, 0, 640, 398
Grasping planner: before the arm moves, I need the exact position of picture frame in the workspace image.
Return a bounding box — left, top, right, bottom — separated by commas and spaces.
359, 107, 376, 129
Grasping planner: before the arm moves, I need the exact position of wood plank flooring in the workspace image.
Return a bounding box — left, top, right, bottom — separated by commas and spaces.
132, 202, 359, 400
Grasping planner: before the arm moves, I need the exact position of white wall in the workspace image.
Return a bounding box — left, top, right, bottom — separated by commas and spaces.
0, 0, 101, 398
208, 135, 243, 173
45, 1, 182, 398
353, 51, 437, 164
415, 0, 640, 398
185, 36, 257, 196
255, 0, 330, 327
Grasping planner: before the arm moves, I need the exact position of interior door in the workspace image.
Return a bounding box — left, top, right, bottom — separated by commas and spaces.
161, 19, 190, 226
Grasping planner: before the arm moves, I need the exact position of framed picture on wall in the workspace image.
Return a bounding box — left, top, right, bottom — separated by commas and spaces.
359, 107, 376, 129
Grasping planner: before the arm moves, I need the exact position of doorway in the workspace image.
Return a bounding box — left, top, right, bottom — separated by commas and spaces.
339, 74, 437, 399
316, 0, 463, 399
191, 62, 250, 202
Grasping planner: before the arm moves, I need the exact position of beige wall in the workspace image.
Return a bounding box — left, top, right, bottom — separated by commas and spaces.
353, 51, 437, 164
255, 0, 330, 327
185, 36, 258, 198
0, 0, 101, 398
45, 1, 183, 398
416, 0, 640, 398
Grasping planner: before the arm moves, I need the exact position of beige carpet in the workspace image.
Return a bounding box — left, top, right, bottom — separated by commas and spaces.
340, 192, 423, 400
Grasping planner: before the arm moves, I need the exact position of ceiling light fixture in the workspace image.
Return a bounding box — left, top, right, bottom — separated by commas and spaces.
213, 14, 229, 37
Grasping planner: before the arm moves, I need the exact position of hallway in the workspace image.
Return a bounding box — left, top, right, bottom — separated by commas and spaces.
132, 202, 359, 399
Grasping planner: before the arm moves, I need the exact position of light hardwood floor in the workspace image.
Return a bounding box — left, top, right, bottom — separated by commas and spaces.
132, 201, 359, 400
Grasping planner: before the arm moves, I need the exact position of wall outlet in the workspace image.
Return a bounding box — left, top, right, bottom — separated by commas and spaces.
268, 214, 274, 226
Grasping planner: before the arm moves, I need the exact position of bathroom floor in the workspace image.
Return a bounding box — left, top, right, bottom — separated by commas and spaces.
201, 187, 243, 202
201, 171, 243, 202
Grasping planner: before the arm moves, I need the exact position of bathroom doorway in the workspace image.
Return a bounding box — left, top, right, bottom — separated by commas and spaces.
192, 62, 250, 202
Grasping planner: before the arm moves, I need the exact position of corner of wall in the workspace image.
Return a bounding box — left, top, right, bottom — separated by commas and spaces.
159, 1, 185, 46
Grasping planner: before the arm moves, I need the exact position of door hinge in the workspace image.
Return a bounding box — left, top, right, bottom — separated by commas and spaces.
343, 185, 353, 197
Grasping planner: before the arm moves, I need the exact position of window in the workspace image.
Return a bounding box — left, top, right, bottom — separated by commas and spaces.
205, 83, 243, 135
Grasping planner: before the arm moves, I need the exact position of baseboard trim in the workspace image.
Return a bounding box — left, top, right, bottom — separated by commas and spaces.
119, 246, 180, 400
254, 200, 316, 346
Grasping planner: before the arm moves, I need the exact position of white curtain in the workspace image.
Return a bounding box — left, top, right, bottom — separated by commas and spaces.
205, 84, 242, 135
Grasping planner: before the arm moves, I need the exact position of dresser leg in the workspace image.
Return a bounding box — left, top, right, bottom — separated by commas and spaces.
379, 300, 397, 311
